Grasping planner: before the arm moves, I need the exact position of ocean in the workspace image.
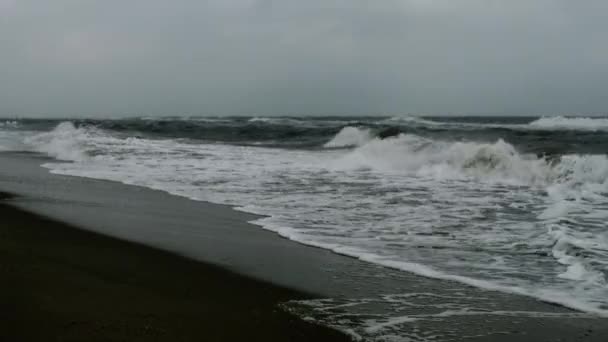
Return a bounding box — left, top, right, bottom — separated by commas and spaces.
1, 115, 608, 339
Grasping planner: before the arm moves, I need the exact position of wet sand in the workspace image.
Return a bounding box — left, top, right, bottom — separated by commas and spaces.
0, 192, 349, 341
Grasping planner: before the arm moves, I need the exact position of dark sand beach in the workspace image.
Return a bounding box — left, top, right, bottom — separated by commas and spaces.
0, 192, 349, 341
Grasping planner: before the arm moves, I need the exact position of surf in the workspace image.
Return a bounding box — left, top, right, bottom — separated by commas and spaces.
6, 118, 608, 318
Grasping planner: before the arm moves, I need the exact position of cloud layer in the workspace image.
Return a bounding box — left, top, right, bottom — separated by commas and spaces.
2, 0, 607, 116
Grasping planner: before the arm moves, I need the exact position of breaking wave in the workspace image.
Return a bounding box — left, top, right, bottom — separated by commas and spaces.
18, 121, 608, 317
23, 122, 102, 161
27, 122, 608, 190
323, 126, 372, 148
27, 122, 608, 205
335, 134, 552, 185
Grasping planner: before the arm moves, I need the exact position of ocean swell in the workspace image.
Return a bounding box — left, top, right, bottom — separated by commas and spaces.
529, 116, 608, 131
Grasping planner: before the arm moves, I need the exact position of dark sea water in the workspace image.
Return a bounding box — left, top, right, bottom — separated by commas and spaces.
4, 115, 608, 154
2, 115, 608, 340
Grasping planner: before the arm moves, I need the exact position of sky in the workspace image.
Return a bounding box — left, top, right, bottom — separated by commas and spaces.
1, 0, 607, 117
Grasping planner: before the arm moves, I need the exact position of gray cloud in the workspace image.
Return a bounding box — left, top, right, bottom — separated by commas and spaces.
1, 0, 607, 116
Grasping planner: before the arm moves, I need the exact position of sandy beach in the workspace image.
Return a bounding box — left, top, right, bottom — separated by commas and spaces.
0, 191, 349, 341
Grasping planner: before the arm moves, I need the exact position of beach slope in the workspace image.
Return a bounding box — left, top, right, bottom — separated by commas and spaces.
0, 193, 349, 342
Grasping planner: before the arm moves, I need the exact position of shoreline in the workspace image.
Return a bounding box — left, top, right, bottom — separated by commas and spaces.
29, 156, 608, 317
3, 151, 608, 341
0, 193, 350, 341
0, 151, 385, 297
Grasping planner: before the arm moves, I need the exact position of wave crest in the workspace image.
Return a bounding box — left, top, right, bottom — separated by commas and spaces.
335, 134, 551, 184
333, 133, 608, 191
24, 122, 95, 161
324, 126, 372, 148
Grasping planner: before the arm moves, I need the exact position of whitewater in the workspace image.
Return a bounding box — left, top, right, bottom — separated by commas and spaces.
1, 115, 608, 338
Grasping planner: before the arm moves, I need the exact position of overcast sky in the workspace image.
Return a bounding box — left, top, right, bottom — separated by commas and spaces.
1, 0, 607, 117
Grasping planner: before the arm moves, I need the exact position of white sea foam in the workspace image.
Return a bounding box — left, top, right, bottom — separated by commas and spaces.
324, 126, 372, 148
285, 291, 595, 341
20, 122, 608, 319
24, 122, 93, 161
333, 134, 550, 185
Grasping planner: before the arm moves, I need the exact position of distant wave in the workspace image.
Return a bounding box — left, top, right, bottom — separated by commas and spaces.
0, 120, 19, 128
529, 116, 608, 131
139, 116, 235, 123
29, 121, 608, 187
247, 117, 307, 125
386, 115, 608, 132
381, 116, 447, 127
8, 116, 608, 156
